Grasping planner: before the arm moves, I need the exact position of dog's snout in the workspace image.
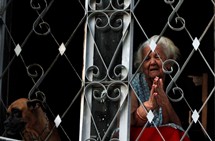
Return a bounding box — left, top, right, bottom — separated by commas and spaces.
4, 116, 11, 127
4, 113, 26, 136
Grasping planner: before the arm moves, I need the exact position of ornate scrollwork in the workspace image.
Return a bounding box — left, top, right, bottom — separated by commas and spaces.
33, 21, 51, 35
169, 86, 184, 102
168, 16, 185, 31
88, 11, 109, 32
165, 0, 185, 31
88, 0, 130, 11
86, 65, 105, 82
27, 63, 46, 100
85, 81, 128, 103
88, 11, 129, 32
109, 11, 129, 31
110, 64, 128, 81
163, 59, 184, 102
85, 64, 128, 82
162, 59, 178, 74
30, 0, 47, 11
93, 89, 107, 103
89, 0, 107, 10
28, 90, 46, 103
31, 0, 52, 35
109, 12, 123, 31
107, 81, 128, 102
85, 82, 106, 102
111, 0, 125, 10
27, 63, 44, 80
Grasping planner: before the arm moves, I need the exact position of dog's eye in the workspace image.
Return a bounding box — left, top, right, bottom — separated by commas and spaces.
12, 108, 22, 118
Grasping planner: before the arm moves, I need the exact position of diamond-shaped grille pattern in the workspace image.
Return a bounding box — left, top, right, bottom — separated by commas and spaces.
192, 109, 200, 123
149, 39, 157, 52
59, 43, 66, 56
192, 37, 200, 50
14, 44, 22, 56
54, 115, 62, 128
0, 1, 214, 141
146, 110, 154, 123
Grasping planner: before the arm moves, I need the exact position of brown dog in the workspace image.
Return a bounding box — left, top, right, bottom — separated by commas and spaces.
4, 98, 61, 141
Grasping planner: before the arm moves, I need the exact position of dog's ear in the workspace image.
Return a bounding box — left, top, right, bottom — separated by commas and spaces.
27, 99, 42, 110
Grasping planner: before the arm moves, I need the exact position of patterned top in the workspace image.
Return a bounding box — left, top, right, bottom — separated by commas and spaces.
131, 72, 184, 131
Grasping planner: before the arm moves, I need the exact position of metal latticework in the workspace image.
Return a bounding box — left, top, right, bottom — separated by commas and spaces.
0, 0, 214, 141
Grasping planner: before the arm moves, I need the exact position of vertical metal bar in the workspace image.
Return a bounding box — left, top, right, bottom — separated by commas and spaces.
80, 0, 134, 140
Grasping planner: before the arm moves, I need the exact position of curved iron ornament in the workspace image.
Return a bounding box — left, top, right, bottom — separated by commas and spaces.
88, 0, 130, 11
30, 0, 47, 11
0, 0, 53, 80
31, 0, 53, 35
83, 1, 132, 140
106, 81, 128, 102
87, 11, 129, 33
165, 0, 185, 31
86, 65, 101, 82
86, 10, 130, 82
86, 81, 128, 103
27, 63, 44, 80
28, 90, 47, 104
112, 64, 128, 81
84, 81, 129, 140
26, 63, 46, 100
163, 59, 184, 102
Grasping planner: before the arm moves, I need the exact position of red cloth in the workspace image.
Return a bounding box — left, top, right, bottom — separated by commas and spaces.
130, 126, 191, 141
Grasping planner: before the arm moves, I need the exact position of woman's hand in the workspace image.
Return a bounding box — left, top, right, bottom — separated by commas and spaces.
154, 77, 170, 107
145, 76, 160, 110
153, 77, 182, 125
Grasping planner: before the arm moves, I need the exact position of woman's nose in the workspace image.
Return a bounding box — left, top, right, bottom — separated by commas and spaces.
149, 58, 157, 64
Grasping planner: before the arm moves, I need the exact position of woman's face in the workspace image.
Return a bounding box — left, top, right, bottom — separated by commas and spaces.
141, 45, 167, 79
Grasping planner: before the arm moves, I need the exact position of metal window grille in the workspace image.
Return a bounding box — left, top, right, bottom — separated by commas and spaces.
0, 0, 214, 141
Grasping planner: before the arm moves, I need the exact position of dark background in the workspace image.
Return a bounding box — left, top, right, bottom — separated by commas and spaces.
0, 0, 214, 141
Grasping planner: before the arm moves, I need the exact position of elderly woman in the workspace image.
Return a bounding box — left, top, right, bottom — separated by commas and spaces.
130, 35, 190, 141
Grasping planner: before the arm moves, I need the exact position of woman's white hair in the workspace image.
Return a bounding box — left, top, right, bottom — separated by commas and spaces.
134, 35, 180, 68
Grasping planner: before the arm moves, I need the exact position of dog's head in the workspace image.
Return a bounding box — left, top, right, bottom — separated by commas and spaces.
4, 98, 44, 136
